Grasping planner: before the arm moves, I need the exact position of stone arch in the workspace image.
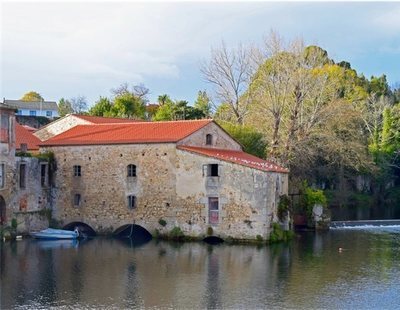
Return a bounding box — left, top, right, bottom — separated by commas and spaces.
0, 196, 5, 225
113, 224, 152, 241
203, 236, 224, 244
63, 221, 97, 237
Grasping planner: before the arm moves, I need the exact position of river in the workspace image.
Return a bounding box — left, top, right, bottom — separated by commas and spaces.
2, 227, 400, 309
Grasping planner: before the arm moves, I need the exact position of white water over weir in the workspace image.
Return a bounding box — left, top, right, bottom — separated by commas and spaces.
331, 219, 400, 229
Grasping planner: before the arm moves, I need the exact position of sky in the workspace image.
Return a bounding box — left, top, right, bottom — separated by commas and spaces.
1, 1, 400, 107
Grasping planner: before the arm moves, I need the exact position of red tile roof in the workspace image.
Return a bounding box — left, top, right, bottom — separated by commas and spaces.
16, 123, 41, 150
72, 114, 143, 124
178, 146, 288, 173
40, 119, 213, 146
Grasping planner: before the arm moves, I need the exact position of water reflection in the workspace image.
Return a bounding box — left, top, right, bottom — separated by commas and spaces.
2, 229, 400, 309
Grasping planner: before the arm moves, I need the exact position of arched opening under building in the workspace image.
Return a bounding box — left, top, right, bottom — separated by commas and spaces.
203, 236, 224, 245
113, 224, 152, 243
0, 196, 6, 226
63, 222, 97, 237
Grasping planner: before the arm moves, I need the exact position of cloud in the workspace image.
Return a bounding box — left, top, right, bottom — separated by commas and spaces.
373, 6, 400, 33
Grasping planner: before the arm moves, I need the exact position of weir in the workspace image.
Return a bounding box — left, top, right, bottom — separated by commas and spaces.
331, 219, 400, 228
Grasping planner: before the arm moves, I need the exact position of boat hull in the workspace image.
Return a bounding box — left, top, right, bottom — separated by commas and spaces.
30, 228, 79, 240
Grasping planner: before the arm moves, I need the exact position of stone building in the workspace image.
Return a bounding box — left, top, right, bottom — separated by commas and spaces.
0, 103, 50, 232
40, 119, 289, 240
0, 103, 17, 226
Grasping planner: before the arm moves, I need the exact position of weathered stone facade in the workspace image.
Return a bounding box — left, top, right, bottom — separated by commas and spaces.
1, 104, 52, 232
42, 121, 288, 240
0, 104, 16, 226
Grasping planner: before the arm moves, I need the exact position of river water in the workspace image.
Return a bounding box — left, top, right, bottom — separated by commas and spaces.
2, 227, 400, 309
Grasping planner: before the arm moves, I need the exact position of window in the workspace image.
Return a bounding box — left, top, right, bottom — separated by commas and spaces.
74, 194, 81, 207
46, 111, 52, 117
41, 164, 47, 187
206, 134, 213, 145
17, 110, 22, 115
73, 165, 81, 177
208, 197, 219, 225
0, 114, 9, 143
29, 110, 36, 116
127, 164, 137, 177
208, 164, 219, 177
128, 195, 136, 209
19, 163, 26, 189
0, 164, 4, 188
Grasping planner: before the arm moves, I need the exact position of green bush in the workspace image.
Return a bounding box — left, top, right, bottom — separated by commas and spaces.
278, 195, 291, 221
269, 223, 294, 243
169, 227, 184, 240
158, 219, 167, 227
207, 226, 213, 236
256, 234, 263, 242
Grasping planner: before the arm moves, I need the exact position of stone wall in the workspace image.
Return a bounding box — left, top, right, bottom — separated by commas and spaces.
1, 107, 16, 227
34, 114, 90, 141
44, 142, 288, 240
177, 122, 242, 150
6, 156, 53, 233
175, 149, 288, 240
45, 143, 178, 234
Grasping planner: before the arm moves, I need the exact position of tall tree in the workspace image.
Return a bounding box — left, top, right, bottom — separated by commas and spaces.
70, 96, 88, 114
88, 97, 112, 116
194, 90, 212, 118
58, 98, 74, 117
20, 91, 44, 101
111, 93, 145, 119
201, 41, 256, 124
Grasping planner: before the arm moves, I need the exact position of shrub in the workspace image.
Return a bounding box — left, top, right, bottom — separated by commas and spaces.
158, 219, 167, 227
277, 195, 291, 221
169, 227, 184, 240
269, 223, 294, 243
256, 234, 263, 242
207, 226, 213, 236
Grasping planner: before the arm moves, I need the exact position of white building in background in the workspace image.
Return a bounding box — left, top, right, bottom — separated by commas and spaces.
3, 99, 59, 119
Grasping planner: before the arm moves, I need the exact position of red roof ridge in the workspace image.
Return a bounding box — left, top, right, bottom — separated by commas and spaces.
177, 145, 288, 173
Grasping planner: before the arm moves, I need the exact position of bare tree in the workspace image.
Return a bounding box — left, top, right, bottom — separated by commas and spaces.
201, 41, 256, 124
70, 96, 88, 114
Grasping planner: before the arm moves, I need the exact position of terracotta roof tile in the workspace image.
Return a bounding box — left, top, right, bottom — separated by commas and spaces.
178, 146, 288, 173
40, 119, 213, 146
16, 123, 41, 150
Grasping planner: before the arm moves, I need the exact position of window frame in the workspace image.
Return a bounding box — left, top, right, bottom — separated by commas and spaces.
73, 165, 81, 177
208, 197, 219, 225
29, 110, 36, 116
207, 164, 219, 177
127, 195, 137, 209
0, 163, 5, 189
127, 164, 137, 177
74, 193, 81, 207
19, 163, 26, 189
206, 134, 213, 146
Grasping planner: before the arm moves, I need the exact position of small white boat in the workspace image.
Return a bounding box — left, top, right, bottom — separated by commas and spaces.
30, 228, 79, 240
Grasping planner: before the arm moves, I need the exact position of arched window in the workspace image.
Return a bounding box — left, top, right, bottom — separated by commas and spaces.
127, 164, 137, 177
206, 134, 213, 145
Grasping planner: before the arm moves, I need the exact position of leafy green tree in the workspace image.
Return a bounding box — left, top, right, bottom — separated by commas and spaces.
111, 93, 145, 119
158, 94, 173, 106
58, 98, 74, 117
369, 75, 390, 97
194, 90, 212, 118
88, 97, 112, 116
218, 121, 267, 158
20, 91, 44, 101
153, 101, 175, 121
